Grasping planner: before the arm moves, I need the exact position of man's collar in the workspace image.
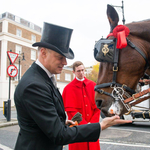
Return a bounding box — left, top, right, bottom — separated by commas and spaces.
76, 77, 85, 81
35, 59, 53, 78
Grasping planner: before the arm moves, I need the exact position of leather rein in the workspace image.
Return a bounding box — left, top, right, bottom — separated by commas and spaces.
94, 31, 149, 112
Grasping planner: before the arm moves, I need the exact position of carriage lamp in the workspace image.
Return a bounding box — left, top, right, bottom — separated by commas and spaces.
18, 52, 25, 82
110, 0, 125, 25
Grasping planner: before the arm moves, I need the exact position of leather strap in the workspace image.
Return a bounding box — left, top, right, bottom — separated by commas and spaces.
139, 79, 150, 85
127, 38, 149, 69
124, 88, 150, 104
95, 82, 135, 94
130, 95, 150, 106
94, 88, 113, 98
112, 42, 119, 83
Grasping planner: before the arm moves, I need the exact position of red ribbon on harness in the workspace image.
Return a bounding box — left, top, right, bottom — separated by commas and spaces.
107, 25, 130, 49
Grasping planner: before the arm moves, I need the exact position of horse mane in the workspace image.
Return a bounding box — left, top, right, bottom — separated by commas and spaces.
126, 20, 150, 42
132, 19, 150, 23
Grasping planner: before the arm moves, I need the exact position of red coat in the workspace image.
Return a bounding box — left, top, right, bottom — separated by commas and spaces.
62, 77, 100, 150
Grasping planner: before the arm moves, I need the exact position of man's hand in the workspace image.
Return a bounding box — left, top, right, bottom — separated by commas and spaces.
100, 115, 132, 130
65, 120, 75, 126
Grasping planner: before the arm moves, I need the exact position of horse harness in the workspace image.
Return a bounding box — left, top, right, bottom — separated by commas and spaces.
94, 25, 150, 113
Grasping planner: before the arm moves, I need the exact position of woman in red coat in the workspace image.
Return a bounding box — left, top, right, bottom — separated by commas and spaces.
62, 61, 101, 150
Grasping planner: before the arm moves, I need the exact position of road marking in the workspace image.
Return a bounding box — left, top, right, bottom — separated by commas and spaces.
100, 141, 150, 148
110, 127, 150, 134
0, 144, 13, 150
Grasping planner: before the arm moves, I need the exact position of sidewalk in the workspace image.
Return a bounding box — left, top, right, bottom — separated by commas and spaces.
0, 107, 18, 128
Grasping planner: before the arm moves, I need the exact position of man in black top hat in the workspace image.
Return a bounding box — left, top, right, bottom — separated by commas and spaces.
14, 22, 131, 150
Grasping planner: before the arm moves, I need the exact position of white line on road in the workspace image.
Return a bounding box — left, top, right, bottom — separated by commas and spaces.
110, 127, 150, 134
100, 141, 150, 148
0, 144, 13, 150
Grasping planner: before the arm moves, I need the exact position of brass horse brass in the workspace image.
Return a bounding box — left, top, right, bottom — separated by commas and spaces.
102, 44, 109, 56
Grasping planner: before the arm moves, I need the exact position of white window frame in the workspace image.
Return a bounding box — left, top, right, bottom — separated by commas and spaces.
57, 74, 60, 80
15, 16, 20, 23
16, 28, 22, 37
31, 34, 36, 42
30, 23, 34, 29
31, 49, 36, 60
16, 45, 22, 55
65, 73, 71, 81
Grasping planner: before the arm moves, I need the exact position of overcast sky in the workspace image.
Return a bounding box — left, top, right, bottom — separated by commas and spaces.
1, 0, 150, 67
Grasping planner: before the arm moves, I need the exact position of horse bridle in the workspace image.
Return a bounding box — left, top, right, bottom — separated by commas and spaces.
94, 37, 149, 111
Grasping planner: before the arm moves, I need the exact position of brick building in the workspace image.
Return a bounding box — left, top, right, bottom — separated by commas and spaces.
0, 12, 74, 107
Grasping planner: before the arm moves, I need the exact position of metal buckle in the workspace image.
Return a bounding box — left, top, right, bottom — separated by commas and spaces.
112, 86, 124, 98
100, 89, 104, 94
113, 66, 118, 71
132, 94, 138, 101
143, 111, 146, 119
122, 84, 127, 89
124, 109, 132, 115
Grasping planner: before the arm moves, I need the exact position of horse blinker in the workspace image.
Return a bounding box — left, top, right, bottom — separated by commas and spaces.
94, 38, 115, 63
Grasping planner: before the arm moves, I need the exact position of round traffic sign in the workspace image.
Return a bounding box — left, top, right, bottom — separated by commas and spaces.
7, 65, 18, 77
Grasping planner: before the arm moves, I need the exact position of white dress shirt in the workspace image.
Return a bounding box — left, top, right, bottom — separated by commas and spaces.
35, 59, 57, 87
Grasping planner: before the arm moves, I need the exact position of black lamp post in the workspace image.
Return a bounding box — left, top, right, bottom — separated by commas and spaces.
111, 0, 125, 24
18, 52, 25, 82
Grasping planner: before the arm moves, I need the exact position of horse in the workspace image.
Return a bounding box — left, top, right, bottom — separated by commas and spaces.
94, 4, 150, 117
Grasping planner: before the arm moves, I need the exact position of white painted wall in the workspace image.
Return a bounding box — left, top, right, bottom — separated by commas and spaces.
57, 82, 68, 94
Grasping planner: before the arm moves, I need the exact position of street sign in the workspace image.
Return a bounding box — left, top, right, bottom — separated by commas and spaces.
7, 51, 19, 64
7, 65, 18, 77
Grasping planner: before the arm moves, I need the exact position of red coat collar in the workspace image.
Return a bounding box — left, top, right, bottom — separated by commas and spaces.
71, 77, 90, 88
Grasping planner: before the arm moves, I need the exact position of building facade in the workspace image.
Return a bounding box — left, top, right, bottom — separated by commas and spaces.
0, 12, 42, 107
0, 12, 74, 107
56, 66, 74, 94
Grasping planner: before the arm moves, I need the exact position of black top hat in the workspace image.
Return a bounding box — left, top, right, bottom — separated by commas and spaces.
32, 22, 74, 59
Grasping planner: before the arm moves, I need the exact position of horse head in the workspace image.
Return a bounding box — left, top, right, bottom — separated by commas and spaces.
94, 4, 150, 117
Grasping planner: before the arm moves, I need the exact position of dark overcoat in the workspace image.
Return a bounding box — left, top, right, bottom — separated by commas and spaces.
14, 62, 100, 150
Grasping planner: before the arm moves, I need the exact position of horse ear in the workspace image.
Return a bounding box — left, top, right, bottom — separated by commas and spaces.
107, 4, 119, 33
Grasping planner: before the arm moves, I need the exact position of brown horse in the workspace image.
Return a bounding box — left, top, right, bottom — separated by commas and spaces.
94, 5, 150, 117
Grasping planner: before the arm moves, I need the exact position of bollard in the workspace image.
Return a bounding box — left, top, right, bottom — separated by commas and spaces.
3, 99, 11, 121
7, 99, 11, 121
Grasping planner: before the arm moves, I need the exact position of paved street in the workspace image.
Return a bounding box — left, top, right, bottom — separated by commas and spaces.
1, 123, 150, 150
0, 108, 150, 150
0, 108, 69, 150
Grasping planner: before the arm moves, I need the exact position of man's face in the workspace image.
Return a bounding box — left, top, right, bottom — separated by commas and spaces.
44, 49, 67, 74
73, 65, 85, 79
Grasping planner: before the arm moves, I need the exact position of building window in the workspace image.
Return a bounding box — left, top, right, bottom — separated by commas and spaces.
15, 16, 20, 23
16, 45, 22, 54
31, 49, 36, 60
65, 73, 71, 81
57, 74, 60, 80
16, 29, 22, 37
31, 34, 36, 42
30, 22, 34, 29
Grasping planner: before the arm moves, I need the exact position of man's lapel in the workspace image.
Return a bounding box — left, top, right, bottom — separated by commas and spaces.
32, 62, 65, 110
47, 80, 65, 110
